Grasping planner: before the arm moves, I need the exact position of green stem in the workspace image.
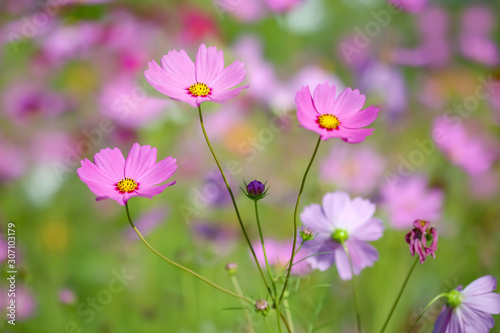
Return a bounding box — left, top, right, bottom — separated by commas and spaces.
284, 298, 295, 333
277, 309, 283, 333
342, 242, 362, 333
197, 105, 272, 296
407, 293, 447, 333
125, 203, 251, 304
230, 275, 255, 333
279, 136, 322, 303
280, 311, 292, 333
276, 241, 304, 281
379, 257, 419, 333
254, 200, 277, 296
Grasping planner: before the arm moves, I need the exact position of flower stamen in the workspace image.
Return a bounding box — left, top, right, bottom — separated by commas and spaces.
317, 114, 340, 131
188, 82, 211, 97
116, 177, 138, 193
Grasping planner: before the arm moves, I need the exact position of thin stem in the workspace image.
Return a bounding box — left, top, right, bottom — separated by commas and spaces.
379, 257, 420, 333
197, 105, 272, 296
277, 309, 283, 333
125, 203, 251, 304
279, 136, 322, 302
342, 242, 362, 333
254, 200, 277, 296
231, 275, 255, 333
407, 293, 447, 333
284, 298, 295, 333
280, 311, 293, 333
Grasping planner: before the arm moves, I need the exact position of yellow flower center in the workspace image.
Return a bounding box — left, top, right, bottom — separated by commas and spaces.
317, 114, 340, 130
188, 82, 211, 97
116, 178, 138, 193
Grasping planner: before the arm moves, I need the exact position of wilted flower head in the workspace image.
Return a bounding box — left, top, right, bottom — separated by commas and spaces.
433, 275, 500, 332
77, 143, 177, 205
295, 82, 379, 143
405, 219, 438, 264
301, 192, 384, 280
145, 43, 248, 108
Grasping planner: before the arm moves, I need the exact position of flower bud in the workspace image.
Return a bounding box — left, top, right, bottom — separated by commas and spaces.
243, 180, 268, 201
255, 299, 269, 314
225, 262, 238, 275
300, 227, 315, 241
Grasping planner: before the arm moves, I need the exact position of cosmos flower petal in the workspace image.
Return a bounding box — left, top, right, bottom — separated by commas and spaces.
83, 180, 115, 198
462, 275, 497, 297
312, 82, 336, 115
300, 203, 334, 233
462, 293, 500, 314
136, 181, 176, 199
93, 147, 125, 180
433, 306, 453, 333
332, 88, 366, 118
341, 105, 379, 128
351, 218, 384, 241
77, 158, 115, 184
210, 60, 246, 91
334, 246, 352, 280
306, 240, 337, 272
449, 309, 465, 333
459, 306, 495, 332
346, 239, 379, 275
160, 49, 195, 87
209, 85, 249, 104
124, 143, 157, 180
144, 60, 192, 102
195, 44, 225, 84
345, 196, 377, 229
321, 192, 350, 228
139, 156, 178, 186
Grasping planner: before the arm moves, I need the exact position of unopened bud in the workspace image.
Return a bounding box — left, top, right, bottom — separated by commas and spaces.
255, 299, 269, 314
300, 227, 315, 241
225, 262, 238, 275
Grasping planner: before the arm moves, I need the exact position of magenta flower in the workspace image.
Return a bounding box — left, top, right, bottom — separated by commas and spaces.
433, 275, 500, 332
301, 192, 384, 280
405, 220, 438, 264
295, 82, 379, 143
145, 43, 248, 108
387, 0, 427, 13
77, 143, 177, 206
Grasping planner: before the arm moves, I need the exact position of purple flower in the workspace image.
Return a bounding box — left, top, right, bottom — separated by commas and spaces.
405, 220, 438, 264
301, 192, 384, 280
433, 275, 500, 332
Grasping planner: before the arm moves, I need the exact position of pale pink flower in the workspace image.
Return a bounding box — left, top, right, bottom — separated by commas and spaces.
253, 238, 313, 276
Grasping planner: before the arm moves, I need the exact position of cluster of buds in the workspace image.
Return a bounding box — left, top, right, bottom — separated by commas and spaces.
243, 180, 269, 201
405, 219, 438, 264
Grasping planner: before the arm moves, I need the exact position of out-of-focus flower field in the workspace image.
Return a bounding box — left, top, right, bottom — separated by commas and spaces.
0, 0, 499, 332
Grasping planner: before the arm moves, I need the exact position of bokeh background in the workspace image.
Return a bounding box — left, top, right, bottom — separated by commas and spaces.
0, 0, 499, 332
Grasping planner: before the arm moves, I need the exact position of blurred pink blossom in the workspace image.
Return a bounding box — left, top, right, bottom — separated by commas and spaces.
263, 0, 305, 13
381, 176, 443, 230
320, 144, 385, 195
253, 238, 313, 276
0, 139, 27, 182
459, 6, 499, 66
0, 286, 37, 320
432, 117, 497, 175
99, 76, 169, 128
2, 81, 70, 125
58, 288, 76, 305
387, 0, 427, 14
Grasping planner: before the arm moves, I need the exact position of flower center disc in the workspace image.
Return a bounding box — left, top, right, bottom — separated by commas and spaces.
188, 82, 211, 97
317, 114, 340, 130
116, 178, 138, 193
446, 290, 463, 308
332, 229, 349, 243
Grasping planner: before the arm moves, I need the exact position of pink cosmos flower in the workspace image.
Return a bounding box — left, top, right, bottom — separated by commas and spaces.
433, 275, 500, 332
301, 192, 384, 280
77, 143, 177, 205
145, 43, 248, 108
381, 176, 443, 230
253, 238, 313, 276
295, 82, 379, 143
405, 220, 438, 264
263, 0, 304, 13
59, 288, 76, 305
319, 144, 385, 195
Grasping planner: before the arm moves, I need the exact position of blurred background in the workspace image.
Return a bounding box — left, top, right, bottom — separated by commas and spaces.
0, 0, 499, 332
